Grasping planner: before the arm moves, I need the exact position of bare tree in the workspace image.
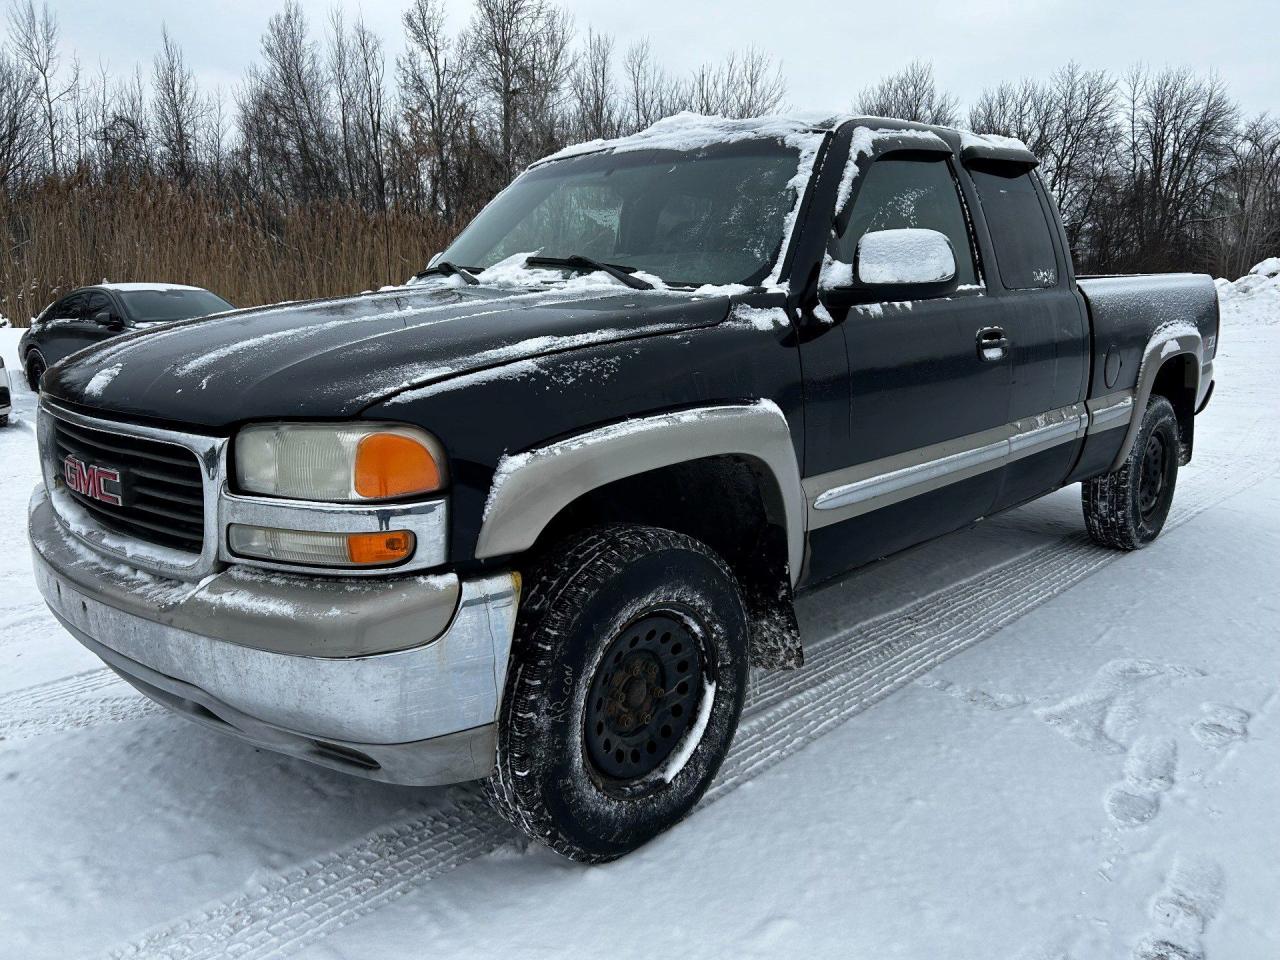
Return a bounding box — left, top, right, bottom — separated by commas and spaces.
621, 38, 685, 132
1119, 66, 1239, 269
238, 1, 337, 203
687, 48, 784, 119
467, 0, 573, 182
152, 27, 204, 184
569, 27, 619, 141
857, 59, 958, 126
99, 67, 151, 179
9, 0, 75, 174
970, 63, 1117, 253
0, 47, 37, 187
1205, 114, 1280, 277
352, 19, 388, 212
399, 0, 474, 221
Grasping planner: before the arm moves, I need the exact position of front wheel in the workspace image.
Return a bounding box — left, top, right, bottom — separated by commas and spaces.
1083, 395, 1180, 550
487, 524, 749, 862
25, 351, 46, 392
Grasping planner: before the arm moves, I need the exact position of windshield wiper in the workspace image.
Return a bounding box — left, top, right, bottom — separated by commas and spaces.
526, 255, 654, 291
413, 260, 480, 285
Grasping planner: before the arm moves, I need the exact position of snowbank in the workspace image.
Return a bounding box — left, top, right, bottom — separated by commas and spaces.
1215, 256, 1280, 326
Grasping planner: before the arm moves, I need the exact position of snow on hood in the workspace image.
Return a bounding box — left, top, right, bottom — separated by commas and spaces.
42, 283, 735, 428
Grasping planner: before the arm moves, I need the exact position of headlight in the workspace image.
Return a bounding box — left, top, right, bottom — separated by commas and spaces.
235, 422, 446, 501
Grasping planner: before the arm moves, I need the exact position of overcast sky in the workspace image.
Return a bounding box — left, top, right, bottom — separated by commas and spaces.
39, 0, 1279, 120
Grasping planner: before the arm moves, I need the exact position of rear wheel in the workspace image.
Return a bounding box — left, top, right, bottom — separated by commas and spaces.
25, 351, 46, 392
1083, 396, 1179, 550
487, 524, 749, 862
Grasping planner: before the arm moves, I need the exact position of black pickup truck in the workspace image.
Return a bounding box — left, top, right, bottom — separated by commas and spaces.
29, 114, 1218, 862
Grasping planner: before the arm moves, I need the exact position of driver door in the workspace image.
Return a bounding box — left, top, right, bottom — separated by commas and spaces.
69, 291, 123, 356
805, 154, 1012, 581
40, 292, 89, 367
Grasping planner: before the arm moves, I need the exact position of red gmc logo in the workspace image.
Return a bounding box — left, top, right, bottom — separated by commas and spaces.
63, 455, 124, 506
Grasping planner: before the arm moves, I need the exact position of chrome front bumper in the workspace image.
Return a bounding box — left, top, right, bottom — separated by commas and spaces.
30, 486, 519, 785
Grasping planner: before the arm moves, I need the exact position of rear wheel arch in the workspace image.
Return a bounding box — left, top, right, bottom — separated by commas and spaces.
1110, 330, 1202, 472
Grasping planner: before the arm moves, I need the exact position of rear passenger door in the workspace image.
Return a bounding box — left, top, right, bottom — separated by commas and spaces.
805, 151, 1012, 581
965, 163, 1090, 511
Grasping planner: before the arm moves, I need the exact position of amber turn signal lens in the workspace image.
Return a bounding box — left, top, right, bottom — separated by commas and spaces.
354, 433, 441, 499
346, 530, 415, 566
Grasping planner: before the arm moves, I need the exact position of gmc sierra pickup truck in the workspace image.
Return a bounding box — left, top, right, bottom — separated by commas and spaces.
29, 113, 1218, 862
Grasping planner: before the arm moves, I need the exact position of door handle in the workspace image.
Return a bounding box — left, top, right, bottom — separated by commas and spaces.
976, 326, 1009, 362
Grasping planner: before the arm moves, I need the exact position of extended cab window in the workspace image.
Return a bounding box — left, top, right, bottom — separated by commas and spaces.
968, 165, 1059, 289
835, 157, 978, 287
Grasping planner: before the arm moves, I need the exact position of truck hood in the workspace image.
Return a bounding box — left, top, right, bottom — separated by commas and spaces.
43, 284, 729, 429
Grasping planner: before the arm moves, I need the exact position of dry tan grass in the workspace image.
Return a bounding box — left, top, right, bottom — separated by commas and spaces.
1, 178, 457, 326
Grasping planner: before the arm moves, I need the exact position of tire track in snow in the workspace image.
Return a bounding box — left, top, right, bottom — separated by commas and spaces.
0, 669, 161, 741
96, 449, 1279, 960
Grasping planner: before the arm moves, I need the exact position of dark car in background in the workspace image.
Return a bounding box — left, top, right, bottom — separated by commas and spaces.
18, 283, 234, 389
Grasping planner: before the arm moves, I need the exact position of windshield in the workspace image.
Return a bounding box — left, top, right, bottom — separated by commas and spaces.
122, 289, 233, 324
439, 140, 804, 287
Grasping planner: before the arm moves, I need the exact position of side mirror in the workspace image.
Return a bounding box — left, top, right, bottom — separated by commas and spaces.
92, 310, 124, 330
817, 228, 959, 310
856, 228, 957, 286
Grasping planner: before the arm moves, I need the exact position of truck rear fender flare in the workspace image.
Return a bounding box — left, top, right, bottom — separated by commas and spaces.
475, 401, 806, 588
1110, 328, 1203, 472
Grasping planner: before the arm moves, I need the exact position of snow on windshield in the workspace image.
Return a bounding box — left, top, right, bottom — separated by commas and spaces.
440, 113, 836, 292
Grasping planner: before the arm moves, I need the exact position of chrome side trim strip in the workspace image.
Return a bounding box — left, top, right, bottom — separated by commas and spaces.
1086, 390, 1135, 434
813, 438, 1006, 513
807, 401, 1092, 527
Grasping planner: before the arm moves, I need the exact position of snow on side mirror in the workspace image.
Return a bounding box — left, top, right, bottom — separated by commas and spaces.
855, 228, 957, 286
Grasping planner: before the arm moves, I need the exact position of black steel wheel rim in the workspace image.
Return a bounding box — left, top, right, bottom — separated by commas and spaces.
584, 610, 707, 785
1138, 431, 1168, 520
28, 353, 45, 391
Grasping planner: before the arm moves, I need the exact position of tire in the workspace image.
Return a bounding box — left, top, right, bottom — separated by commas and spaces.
1083, 395, 1180, 550
487, 524, 749, 862
25, 351, 46, 392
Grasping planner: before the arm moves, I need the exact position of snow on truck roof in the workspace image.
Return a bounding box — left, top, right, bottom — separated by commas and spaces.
532, 111, 1033, 167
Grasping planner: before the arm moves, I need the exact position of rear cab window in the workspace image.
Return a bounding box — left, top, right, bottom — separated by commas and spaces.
967, 164, 1059, 290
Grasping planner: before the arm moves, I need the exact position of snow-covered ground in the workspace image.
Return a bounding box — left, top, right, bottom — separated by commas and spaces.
1, 270, 1278, 960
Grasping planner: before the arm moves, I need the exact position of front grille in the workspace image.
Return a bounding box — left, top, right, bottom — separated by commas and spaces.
52, 418, 205, 554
